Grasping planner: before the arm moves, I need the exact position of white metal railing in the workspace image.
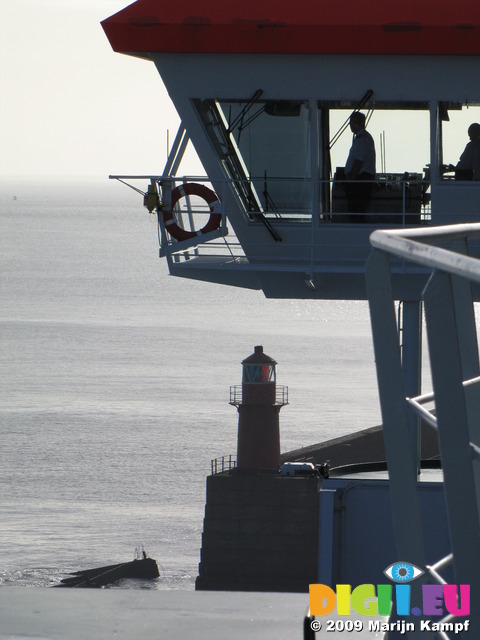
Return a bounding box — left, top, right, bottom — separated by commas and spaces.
108, 174, 436, 277
369, 224, 480, 281
110, 174, 431, 215
366, 222, 480, 639
407, 375, 480, 438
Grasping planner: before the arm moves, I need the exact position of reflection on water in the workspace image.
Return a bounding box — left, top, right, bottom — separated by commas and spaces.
0, 180, 382, 588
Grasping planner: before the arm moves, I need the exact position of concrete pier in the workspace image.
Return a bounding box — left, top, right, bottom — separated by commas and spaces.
0, 587, 383, 640
0, 588, 307, 640
281, 423, 439, 469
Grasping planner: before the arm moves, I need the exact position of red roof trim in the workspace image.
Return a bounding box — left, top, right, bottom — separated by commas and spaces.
102, 0, 480, 56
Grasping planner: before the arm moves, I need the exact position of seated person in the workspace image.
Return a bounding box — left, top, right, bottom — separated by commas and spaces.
447, 123, 480, 180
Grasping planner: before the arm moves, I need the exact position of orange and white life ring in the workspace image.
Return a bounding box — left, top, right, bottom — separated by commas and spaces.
163, 183, 221, 242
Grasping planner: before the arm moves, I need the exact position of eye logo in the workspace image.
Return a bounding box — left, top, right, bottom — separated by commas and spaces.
384, 561, 424, 583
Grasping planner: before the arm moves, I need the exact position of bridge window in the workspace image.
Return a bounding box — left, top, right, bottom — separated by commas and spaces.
194, 97, 311, 222
438, 103, 480, 181
195, 98, 434, 224
326, 105, 431, 223
328, 106, 430, 177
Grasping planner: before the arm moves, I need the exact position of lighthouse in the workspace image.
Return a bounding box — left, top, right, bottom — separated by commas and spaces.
197, 345, 320, 592
230, 345, 288, 470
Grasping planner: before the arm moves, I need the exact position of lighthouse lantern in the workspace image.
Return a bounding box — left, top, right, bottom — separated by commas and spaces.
242, 362, 275, 384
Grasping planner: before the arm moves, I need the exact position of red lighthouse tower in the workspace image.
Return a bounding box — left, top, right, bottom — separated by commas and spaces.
230, 346, 288, 470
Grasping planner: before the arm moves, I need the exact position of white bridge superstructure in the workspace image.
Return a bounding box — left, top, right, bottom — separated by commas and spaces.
101, 8, 480, 299
110, 51, 480, 300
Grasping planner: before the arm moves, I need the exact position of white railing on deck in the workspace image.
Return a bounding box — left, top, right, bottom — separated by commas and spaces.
109, 174, 433, 262
366, 222, 480, 640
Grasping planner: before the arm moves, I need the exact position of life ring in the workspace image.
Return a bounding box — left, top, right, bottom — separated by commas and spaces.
163, 183, 221, 242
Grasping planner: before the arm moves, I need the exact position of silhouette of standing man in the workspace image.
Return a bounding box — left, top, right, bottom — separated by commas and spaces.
345, 112, 376, 222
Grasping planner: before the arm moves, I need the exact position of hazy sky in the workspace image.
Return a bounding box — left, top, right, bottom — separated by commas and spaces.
1, 1, 478, 179
0, 0, 190, 178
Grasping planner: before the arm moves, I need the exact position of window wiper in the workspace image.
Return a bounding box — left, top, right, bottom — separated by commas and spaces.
228, 89, 264, 136
329, 89, 374, 149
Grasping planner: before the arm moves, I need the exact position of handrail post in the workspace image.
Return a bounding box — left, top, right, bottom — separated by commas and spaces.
366, 222, 480, 630
401, 301, 423, 474
365, 249, 426, 572
423, 271, 480, 593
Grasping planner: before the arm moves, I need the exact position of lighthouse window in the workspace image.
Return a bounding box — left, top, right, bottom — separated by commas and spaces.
194, 98, 311, 222
243, 364, 275, 383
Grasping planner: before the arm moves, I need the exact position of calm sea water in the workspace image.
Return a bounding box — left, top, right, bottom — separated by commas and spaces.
0, 177, 381, 589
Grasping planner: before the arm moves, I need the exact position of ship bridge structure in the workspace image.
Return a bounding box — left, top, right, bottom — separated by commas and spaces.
103, 0, 480, 301
102, 3, 480, 629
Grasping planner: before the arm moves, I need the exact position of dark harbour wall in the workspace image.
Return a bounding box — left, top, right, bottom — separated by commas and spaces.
196, 473, 321, 592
